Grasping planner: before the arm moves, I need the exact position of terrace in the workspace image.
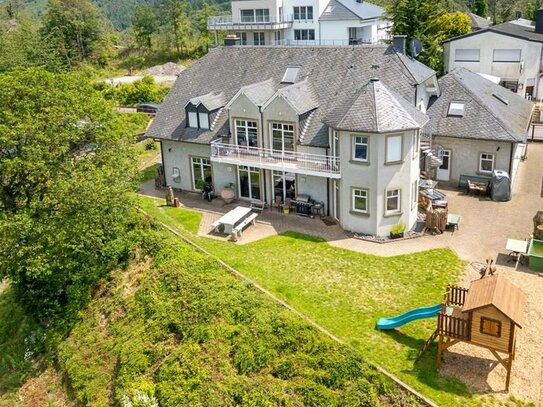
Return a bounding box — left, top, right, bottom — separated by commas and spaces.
207, 15, 293, 30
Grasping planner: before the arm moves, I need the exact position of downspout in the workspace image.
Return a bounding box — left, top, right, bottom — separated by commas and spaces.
508, 142, 513, 176
158, 139, 166, 187
259, 105, 268, 203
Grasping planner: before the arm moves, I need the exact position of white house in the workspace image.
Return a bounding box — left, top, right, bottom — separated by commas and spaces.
206, 0, 391, 46
145, 45, 438, 237
443, 10, 543, 99
424, 68, 534, 188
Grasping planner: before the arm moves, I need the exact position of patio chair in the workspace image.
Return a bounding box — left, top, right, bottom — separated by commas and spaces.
467, 179, 487, 195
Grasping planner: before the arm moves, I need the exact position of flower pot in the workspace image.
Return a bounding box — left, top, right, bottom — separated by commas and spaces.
390, 232, 404, 239
220, 187, 235, 204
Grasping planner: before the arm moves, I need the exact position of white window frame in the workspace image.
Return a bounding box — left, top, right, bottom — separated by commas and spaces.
385, 134, 403, 164
386, 188, 401, 214
271, 122, 295, 151
235, 31, 247, 45
352, 188, 368, 214
188, 111, 198, 128
254, 31, 265, 45
412, 131, 419, 159
454, 49, 480, 62
191, 157, 211, 190
198, 112, 209, 129
293, 6, 313, 20
235, 119, 258, 147
479, 153, 495, 173
352, 135, 369, 162
411, 179, 418, 209
294, 29, 315, 41
493, 49, 521, 62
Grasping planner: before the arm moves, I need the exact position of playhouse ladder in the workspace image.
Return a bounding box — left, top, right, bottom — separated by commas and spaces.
415, 329, 439, 363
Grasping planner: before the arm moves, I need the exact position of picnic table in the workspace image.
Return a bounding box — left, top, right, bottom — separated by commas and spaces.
213, 206, 252, 234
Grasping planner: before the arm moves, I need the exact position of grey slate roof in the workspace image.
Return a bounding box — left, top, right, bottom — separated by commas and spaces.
396, 53, 436, 84
425, 68, 534, 143
324, 79, 429, 133
265, 78, 319, 115
443, 20, 543, 43
234, 78, 276, 106
145, 46, 435, 147
187, 91, 226, 111
468, 13, 491, 30
319, 0, 384, 21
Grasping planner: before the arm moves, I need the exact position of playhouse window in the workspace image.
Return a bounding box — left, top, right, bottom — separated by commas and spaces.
480, 317, 501, 337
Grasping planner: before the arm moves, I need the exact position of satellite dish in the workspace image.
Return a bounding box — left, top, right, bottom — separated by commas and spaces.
409, 38, 423, 57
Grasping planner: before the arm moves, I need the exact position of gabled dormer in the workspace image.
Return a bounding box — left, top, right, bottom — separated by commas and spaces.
185, 91, 226, 130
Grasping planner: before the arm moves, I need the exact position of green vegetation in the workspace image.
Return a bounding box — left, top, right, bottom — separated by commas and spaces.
98, 75, 171, 106
137, 196, 535, 407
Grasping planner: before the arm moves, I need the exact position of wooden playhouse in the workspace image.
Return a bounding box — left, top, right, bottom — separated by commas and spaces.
418, 275, 525, 391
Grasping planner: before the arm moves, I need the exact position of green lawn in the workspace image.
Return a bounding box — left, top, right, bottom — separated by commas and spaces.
137, 196, 533, 407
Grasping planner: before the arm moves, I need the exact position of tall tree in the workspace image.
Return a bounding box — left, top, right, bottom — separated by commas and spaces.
40, 0, 106, 67
0, 68, 138, 321
159, 0, 193, 56
472, 0, 489, 17
133, 4, 158, 49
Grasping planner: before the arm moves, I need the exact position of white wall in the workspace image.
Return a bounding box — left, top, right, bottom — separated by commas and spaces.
444, 31, 543, 98
319, 19, 375, 43
161, 140, 211, 191
232, 0, 281, 21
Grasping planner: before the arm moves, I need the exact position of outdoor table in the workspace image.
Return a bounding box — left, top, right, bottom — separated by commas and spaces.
505, 238, 528, 264
215, 206, 252, 234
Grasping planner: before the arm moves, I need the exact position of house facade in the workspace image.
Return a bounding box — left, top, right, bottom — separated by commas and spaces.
146, 46, 438, 236
443, 11, 543, 99
206, 0, 390, 46
424, 68, 534, 188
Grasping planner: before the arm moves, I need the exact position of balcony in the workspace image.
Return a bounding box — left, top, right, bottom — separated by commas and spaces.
210, 142, 340, 179
207, 15, 293, 30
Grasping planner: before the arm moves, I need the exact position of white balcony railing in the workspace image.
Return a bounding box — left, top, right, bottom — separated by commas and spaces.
207, 15, 293, 29
210, 142, 341, 178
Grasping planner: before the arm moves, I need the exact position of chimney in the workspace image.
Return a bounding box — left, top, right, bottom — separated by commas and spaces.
392, 35, 407, 54
536, 8, 543, 34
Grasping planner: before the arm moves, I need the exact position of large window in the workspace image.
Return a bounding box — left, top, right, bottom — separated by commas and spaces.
294, 29, 315, 41
188, 111, 198, 128
455, 49, 480, 62
240, 9, 269, 22
254, 32, 265, 45
479, 153, 495, 173
352, 188, 368, 213
191, 157, 212, 190
480, 317, 501, 337
293, 6, 313, 20
198, 112, 209, 129
493, 49, 521, 62
271, 123, 295, 151
352, 135, 368, 162
273, 171, 295, 202
235, 31, 247, 45
386, 189, 401, 214
235, 119, 258, 147
239, 166, 261, 200
385, 134, 402, 163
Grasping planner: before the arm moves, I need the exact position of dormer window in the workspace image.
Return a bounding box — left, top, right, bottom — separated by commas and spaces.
185, 91, 226, 130
188, 111, 198, 128
199, 112, 209, 129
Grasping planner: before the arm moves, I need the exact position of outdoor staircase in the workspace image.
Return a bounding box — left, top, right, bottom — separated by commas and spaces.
532, 103, 543, 124
420, 134, 442, 168
415, 329, 439, 363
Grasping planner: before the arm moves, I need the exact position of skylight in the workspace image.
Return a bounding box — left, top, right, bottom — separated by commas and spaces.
447, 101, 465, 117
281, 66, 300, 84
493, 92, 509, 105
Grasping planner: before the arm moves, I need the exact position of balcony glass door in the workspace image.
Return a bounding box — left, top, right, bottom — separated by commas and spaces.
238, 166, 261, 200
273, 171, 295, 202
235, 119, 258, 147
271, 123, 294, 152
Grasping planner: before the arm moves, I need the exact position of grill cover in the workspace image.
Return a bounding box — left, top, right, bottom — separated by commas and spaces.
491, 170, 511, 201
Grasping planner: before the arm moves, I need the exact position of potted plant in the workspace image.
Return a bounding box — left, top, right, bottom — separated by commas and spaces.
195, 180, 206, 191
220, 182, 235, 204
390, 222, 406, 239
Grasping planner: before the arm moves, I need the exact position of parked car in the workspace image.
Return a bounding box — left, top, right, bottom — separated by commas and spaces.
136, 103, 160, 115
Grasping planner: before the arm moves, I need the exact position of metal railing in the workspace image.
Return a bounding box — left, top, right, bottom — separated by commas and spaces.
210, 142, 340, 177
207, 15, 293, 26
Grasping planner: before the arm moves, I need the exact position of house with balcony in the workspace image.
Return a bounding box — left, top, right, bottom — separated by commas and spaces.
206, 0, 390, 46
145, 45, 439, 237
443, 9, 543, 99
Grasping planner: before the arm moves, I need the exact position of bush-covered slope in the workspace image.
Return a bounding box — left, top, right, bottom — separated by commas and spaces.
57, 231, 420, 406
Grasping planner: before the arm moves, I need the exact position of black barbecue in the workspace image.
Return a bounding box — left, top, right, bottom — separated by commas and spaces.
294, 194, 313, 217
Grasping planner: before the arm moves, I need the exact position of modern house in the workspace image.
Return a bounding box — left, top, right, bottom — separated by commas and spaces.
424, 68, 534, 187
206, 0, 391, 46
443, 10, 543, 99
146, 45, 439, 236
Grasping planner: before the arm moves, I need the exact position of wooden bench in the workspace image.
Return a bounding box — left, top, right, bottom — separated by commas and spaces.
467, 179, 488, 195
231, 213, 258, 241
458, 174, 491, 189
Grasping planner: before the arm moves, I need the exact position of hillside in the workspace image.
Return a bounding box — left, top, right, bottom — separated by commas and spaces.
0, 229, 420, 406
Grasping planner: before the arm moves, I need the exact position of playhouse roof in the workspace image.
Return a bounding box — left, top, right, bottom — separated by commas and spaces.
462, 275, 525, 327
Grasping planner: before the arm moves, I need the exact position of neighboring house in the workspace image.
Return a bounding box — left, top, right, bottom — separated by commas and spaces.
424, 68, 534, 187
443, 9, 543, 99
146, 45, 439, 236
206, 0, 391, 46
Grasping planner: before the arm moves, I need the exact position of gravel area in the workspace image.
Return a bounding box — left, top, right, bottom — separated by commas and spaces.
143, 62, 185, 76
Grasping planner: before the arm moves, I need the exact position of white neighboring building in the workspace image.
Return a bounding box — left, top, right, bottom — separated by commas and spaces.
443, 10, 543, 100
207, 0, 391, 46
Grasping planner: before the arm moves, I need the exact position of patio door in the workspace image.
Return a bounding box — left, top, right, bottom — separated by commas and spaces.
436, 150, 451, 181
272, 171, 295, 202
238, 166, 261, 200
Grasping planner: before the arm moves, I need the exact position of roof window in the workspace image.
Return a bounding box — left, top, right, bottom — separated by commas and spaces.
493, 92, 509, 105
281, 66, 300, 84
447, 101, 465, 117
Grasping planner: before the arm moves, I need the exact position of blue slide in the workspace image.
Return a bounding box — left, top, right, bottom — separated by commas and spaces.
376, 304, 441, 330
